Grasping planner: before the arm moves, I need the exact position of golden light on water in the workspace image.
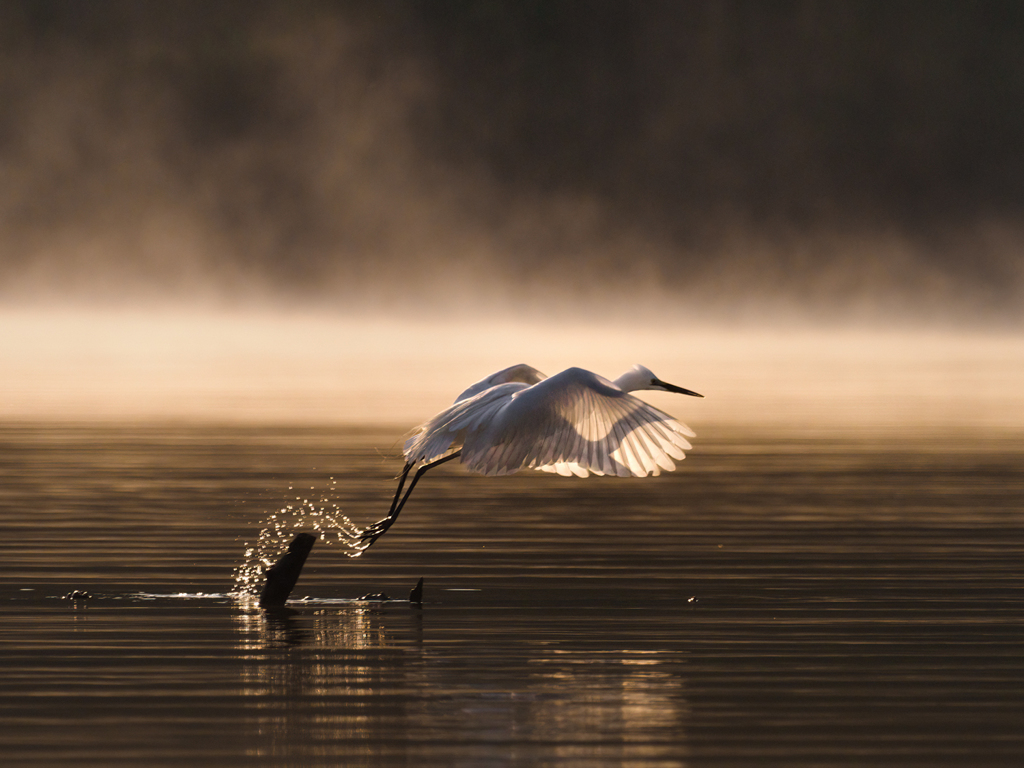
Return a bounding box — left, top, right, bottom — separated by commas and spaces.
1, 308, 1021, 437
0, 309, 1019, 438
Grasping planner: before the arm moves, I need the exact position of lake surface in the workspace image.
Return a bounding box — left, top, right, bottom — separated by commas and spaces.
2, 424, 1023, 767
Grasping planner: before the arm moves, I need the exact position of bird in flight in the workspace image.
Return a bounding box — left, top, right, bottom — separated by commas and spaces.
354, 363, 703, 551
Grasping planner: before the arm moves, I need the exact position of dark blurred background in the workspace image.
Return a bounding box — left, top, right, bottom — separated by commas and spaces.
2, 0, 1023, 324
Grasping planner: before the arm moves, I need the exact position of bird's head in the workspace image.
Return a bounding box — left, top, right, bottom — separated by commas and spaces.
615, 364, 703, 397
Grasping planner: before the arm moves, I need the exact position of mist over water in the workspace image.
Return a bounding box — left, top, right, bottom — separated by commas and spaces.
1, 1, 1023, 325
1, 3, 1021, 437
4, 10, 1024, 764
1, 308, 1021, 441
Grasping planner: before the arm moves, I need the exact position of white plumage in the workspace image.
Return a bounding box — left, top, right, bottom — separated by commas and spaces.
354, 364, 703, 551
404, 364, 698, 478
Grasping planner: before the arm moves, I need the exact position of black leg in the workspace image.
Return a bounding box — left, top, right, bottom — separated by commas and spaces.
387, 462, 414, 517
356, 451, 462, 551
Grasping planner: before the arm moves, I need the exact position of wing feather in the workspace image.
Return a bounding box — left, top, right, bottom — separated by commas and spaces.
599, 427, 613, 477
570, 393, 586, 471
409, 366, 696, 478
623, 429, 649, 476
649, 419, 687, 460
633, 420, 659, 476
597, 403, 615, 476
635, 422, 671, 474
618, 400, 649, 477
584, 393, 603, 475
606, 398, 639, 477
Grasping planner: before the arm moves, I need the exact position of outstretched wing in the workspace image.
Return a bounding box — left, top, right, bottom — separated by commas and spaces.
404, 364, 547, 465
460, 367, 695, 478
453, 363, 547, 402
403, 381, 531, 466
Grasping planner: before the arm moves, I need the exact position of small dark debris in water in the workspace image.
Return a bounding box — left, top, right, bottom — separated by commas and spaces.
410, 577, 424, 605
259, 533, 316, 608
65, 590, 92, 600
358, 592, 390, 601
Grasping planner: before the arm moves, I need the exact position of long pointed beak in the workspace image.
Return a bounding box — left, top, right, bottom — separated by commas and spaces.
655, 378, 704, 398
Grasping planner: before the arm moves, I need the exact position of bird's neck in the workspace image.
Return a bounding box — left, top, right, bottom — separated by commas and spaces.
612, 369, 647, 392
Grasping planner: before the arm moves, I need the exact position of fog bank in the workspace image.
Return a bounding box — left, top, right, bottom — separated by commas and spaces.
2, 2, 1023, 325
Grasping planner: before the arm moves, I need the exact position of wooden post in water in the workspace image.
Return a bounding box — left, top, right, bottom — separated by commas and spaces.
259, 533, 316, 608
409, 577, 424, 605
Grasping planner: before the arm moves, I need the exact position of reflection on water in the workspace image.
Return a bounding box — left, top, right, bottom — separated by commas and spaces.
233, 603, 689, 765
523, 650, 688, 765
1, 424, 1023, 766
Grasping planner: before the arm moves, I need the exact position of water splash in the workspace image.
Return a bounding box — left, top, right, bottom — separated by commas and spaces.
231, 477, 366, 597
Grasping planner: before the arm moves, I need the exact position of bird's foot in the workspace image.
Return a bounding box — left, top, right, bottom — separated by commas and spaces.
350, 516, 395, 552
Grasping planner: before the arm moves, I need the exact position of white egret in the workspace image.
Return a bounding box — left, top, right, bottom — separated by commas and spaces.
354, 364, 703, 550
